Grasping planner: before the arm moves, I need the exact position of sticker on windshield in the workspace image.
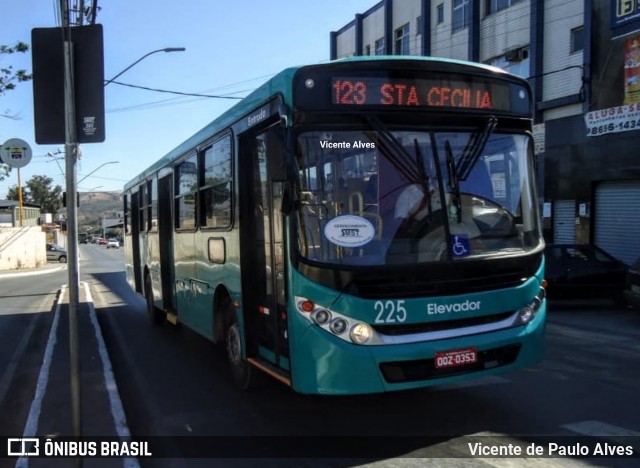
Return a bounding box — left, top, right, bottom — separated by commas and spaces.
451, 234, 471, 257
324, 215, 375, 248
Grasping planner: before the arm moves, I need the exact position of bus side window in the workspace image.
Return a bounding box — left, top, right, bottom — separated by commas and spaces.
175, 155, 198, 229
200, 136, 232, 229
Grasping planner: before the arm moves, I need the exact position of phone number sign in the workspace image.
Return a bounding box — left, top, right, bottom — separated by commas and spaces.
585, 104, 640, 137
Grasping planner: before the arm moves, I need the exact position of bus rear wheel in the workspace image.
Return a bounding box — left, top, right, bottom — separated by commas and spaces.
225, 316, 254, 390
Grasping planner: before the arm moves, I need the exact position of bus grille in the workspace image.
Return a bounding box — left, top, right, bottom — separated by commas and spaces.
379, 344, 521, 383
371, 311, 514, 336
348, 272, 526, 299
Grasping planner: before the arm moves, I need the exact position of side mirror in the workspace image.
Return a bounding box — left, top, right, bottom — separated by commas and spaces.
278, 103, 289, 127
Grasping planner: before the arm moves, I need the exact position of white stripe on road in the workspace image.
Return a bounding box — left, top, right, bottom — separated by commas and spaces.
83, 281, 140, 468
15, 286, 64, 468
14, 283, 139, 468
0, 314, 39, 407
561, 420, 640, 437
0, 266, 65, 280
562, 420, 640, 457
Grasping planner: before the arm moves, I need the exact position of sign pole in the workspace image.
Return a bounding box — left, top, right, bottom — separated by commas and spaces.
17, 167, 24, 227
60, 5, 83, 443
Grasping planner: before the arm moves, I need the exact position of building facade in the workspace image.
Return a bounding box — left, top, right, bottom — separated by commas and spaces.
331, 0, 640, 265
0, 200, 42, 227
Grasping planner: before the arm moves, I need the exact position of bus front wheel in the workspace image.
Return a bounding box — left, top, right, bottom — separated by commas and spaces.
225, 316, 254, 390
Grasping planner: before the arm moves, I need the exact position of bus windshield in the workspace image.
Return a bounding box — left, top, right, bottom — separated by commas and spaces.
295, 127, 541, 266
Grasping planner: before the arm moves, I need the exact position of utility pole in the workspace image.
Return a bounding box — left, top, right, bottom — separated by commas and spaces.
59, 0, 82, 445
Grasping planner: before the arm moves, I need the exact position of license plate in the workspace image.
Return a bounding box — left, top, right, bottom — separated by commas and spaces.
434, 347, 478, 369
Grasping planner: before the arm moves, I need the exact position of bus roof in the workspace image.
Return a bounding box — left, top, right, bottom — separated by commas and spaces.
123, 56, 522, 191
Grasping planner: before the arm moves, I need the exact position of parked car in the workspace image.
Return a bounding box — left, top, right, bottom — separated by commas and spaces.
623, 257, 640, 309
46, 243, 68, 263
544, 244, 627, 300
97, 238, 107, 245
106, 238, 120, 249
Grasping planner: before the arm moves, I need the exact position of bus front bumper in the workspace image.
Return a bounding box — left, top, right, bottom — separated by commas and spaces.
290, 303, 546, 395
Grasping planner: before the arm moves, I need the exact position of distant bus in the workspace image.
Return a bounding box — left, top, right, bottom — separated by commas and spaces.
123, 57, 546, 394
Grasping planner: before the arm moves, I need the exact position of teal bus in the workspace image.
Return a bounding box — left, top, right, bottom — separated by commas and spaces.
123, 56, 546, 395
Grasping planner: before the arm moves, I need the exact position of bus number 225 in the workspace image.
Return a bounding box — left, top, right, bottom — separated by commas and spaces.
374, 300, 407, 324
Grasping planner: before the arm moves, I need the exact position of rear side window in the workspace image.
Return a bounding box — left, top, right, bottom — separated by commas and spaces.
200, 135, 232, 228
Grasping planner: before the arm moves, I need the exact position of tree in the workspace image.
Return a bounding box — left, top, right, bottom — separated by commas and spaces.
6, 175, 63, 215
0, 42, 31, 97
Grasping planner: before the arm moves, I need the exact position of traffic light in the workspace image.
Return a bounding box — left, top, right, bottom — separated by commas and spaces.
62, 191, 80, 208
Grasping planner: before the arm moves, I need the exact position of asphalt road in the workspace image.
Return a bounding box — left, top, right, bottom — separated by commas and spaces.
1, 244, 639, 467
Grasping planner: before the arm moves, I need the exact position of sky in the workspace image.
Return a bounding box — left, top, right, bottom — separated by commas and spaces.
0, 0, 376, 199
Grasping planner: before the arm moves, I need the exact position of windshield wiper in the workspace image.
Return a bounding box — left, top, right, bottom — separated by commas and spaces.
456, 116, 497, 181
414, 138, 431, 214
364, 116, 423, 184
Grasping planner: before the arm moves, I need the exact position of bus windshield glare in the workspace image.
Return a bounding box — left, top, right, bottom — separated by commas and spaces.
295, 127, 541, 266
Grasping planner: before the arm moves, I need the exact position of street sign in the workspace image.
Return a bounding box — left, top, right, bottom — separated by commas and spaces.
0, 138, 33, 168
31, 25, 105, 144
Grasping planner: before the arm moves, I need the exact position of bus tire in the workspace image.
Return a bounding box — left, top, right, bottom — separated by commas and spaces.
146, 276, 165, 325
225, 314, 254, 390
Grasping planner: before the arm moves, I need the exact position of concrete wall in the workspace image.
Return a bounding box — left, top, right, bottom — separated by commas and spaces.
0, 227, 47, 270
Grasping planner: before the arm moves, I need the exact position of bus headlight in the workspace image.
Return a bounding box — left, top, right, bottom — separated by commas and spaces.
350, 323, 373, 344
516, 287, 545, 325
330, 318, 348, 335
294, 296, 380, 345
312, 309, 331, 325
518, 303, 535, 324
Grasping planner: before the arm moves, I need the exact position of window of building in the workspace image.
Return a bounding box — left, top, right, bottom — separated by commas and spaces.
395, 23, 410, 55
488, 48, 530, 78
571, 26, 584, 53
453, 0, 470, 32
175, 154, 197, 230
416, 16, 423, 36
199, 135, 232, 229
485, 0, 523, 15
375, 37, 385, 55
437, 3, 444, 24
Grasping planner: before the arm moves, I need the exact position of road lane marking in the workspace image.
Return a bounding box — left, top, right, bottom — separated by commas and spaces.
561, 420, 640, 437
0, 314, 39, 408
15, 286, 63, 468
561, 420, 640, 456
84, 281, 141, 468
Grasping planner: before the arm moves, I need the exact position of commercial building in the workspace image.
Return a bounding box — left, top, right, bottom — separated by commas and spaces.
331, 0, 640, 265
0, 200, 42, 227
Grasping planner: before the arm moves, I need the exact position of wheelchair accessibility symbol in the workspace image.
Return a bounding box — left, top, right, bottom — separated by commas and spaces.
451, 235, 470, 257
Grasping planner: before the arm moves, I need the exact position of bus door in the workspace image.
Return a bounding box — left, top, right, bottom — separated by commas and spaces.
173, 154, 198, 327
130, 190, 142, 293
157, 173, 175, 313
239, 122, 289, 369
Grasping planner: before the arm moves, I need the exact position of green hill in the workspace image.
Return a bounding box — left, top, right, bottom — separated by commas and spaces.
77, 191, 122, 233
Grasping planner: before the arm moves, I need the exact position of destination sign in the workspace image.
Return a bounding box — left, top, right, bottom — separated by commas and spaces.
331, 76, 514, 111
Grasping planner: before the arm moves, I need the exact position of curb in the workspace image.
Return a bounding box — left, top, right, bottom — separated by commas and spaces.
0, 265, 66, 280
